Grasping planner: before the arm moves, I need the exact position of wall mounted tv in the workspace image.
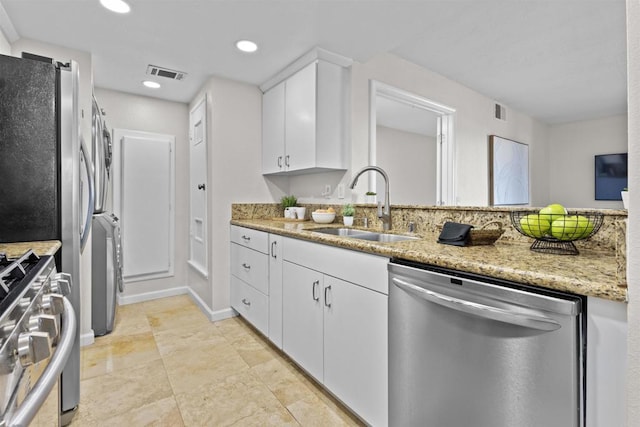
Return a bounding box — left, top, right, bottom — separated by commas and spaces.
595, 153, 628, 200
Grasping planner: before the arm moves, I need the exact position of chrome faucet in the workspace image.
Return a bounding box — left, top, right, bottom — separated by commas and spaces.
349, 166, 391, 231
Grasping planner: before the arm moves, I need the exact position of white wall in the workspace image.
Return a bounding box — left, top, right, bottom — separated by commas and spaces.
0, 28, 10, 54
349, 52, 550, 207
548, 115, 628, 209
188, 76, 269, 315
376, 125, 436, 205
94, 88, 189, 302
626, 1, 639, 425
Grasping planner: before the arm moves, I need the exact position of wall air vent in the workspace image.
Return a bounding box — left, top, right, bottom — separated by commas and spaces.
146, 65, 187, 81
495, 103, 507, 121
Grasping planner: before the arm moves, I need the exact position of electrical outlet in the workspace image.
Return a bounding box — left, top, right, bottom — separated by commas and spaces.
323, 184, 331, 198
338, 184, 345, 199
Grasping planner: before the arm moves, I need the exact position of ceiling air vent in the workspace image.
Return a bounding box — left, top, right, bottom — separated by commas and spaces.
146, 65, 187, 81
495, 103, 507, 121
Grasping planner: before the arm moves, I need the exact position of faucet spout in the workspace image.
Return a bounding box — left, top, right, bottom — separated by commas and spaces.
349, 166, 391, 231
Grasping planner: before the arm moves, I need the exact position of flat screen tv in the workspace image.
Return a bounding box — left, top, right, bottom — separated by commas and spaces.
595, 153, 628, 200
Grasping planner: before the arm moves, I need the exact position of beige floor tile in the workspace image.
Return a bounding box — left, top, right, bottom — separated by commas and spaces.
147, 305, 211, 333
77, 359, 174, 423
141, 294, 195, 315
101, 396, 184, 427
106, 303, 153, 339
174, 370, 299, 427
152, 324, 227, 357
81, 331, 161, 380
251, 358, 317, 407
77, 296, 361, 427
287, 395, 362, 427
162, 341, 249, 395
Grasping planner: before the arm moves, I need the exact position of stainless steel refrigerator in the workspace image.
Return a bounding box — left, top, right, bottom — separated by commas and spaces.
0, 52, 93, 425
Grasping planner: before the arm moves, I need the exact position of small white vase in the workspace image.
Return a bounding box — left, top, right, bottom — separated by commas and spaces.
366, 195, 377, 204
621, 191, 629, 209
343, 216, 354, 226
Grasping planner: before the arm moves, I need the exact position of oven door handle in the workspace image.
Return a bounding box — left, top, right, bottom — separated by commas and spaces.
10, 297, 77, 427
391, 277, 561, 332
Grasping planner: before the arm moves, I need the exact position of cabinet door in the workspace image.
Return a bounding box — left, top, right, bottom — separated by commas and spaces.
262, 81, 285, 174
282, 261, 323, 381
285, 62, 316, 171
268, 234, 283, 349
324, 276, 388, 427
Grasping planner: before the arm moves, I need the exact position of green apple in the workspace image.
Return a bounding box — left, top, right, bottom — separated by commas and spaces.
551, 215, 593, 240
519, 214, 551, 238
539, 203, 567, 223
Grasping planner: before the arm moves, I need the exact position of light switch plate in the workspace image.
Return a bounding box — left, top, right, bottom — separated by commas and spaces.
337, 184, 345, 199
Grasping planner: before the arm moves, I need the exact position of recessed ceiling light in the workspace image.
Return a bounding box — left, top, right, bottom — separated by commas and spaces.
143, 80, 161, 89
100, 0, 131, 14
236, 40, 258, 53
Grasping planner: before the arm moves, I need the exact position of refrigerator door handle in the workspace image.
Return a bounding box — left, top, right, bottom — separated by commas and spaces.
391, 276, 561, 331
80, 136, 95, 251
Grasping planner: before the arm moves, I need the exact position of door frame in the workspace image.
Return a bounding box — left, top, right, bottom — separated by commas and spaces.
188, 95, 209, 277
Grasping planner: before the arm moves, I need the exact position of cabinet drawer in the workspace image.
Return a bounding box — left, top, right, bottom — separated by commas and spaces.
283, 237, 389, 294
230, 225, 269, 253
231, 276, 268, 336
231, 243, 269, 294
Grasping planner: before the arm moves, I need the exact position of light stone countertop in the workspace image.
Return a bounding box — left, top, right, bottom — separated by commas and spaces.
0, 240, 61, 258
231, 219, 627, 302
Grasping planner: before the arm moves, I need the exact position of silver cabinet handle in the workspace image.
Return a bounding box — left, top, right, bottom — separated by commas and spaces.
285, 155, 290, 167
242, 298, 251, 306
241, 235, 251, 242
242, 263, 251, 270
271, 241, 277, 258
324, 285, 332, 307
312, 280, 320, 301
391, 277, 561, 332
277, 156, 283, 168
197, 183, 206, 190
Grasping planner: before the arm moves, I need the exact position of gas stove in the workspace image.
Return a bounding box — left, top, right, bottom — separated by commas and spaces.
0, 250, 77, 426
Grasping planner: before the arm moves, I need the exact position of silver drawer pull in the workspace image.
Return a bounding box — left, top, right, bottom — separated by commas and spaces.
241, 235, 251, 242
242, 298, 251, 306
324, 285, 332, 307
242, 263, 251, 270
312, 280, 320, 301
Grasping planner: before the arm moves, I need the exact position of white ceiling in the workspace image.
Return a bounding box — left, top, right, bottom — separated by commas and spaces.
0, 0, 627, 124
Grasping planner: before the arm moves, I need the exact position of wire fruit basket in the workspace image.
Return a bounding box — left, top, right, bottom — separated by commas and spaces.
510, 211, 604, 255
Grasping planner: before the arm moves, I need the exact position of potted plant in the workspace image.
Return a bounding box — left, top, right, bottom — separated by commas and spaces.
342, 203, 355, 226
365, 191, 377, 204
281, 195, 297, 218
622, 188, 629, 209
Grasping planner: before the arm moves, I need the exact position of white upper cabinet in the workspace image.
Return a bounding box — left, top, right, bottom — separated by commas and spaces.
262, 57, 349, 175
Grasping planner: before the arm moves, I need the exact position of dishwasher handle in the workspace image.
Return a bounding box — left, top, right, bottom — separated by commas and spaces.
391, 277, 561, 332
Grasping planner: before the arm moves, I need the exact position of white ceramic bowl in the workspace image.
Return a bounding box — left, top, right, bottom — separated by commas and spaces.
312, 212, 336, 224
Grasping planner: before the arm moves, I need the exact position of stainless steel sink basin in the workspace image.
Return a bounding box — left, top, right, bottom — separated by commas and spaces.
312, 228, 419, 243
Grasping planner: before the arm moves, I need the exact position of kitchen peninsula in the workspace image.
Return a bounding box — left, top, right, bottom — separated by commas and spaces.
231, 203, 627, 301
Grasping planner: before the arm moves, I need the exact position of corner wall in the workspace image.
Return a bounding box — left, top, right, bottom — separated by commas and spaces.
188, 76, 268, 314
626, 0, 639, 425
548, 115, 628, 209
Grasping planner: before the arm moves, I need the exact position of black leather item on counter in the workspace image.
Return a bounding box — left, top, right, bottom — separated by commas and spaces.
438, 222, 474, 246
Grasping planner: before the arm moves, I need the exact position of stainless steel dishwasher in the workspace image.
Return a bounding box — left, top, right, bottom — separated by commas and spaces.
389, 259, 586, 427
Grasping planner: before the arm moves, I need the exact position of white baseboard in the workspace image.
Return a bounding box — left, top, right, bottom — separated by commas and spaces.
117, 286, 189, 306
187, 289, 237, 322
80, 331, 95, 347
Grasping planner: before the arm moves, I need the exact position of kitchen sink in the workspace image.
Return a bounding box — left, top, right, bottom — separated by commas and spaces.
311, 228, 419, 243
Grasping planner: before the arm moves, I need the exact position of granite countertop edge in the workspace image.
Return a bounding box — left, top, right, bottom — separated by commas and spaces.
0, 240, 62, 258
231, 219, 627, 303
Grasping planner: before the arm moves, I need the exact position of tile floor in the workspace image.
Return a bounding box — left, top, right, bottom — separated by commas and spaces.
71, 295, 364, 426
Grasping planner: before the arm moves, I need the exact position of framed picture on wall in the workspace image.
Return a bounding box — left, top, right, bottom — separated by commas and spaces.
489, 135, 529, 206
595, 153, 628, 200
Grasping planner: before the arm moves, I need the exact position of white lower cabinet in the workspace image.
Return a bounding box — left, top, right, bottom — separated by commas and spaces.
282, 237, 389, 427
231, 226, 388, 426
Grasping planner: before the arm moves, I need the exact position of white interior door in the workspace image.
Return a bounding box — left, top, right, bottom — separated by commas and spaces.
119, 132, 175, 281
189, 97, 208, 276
